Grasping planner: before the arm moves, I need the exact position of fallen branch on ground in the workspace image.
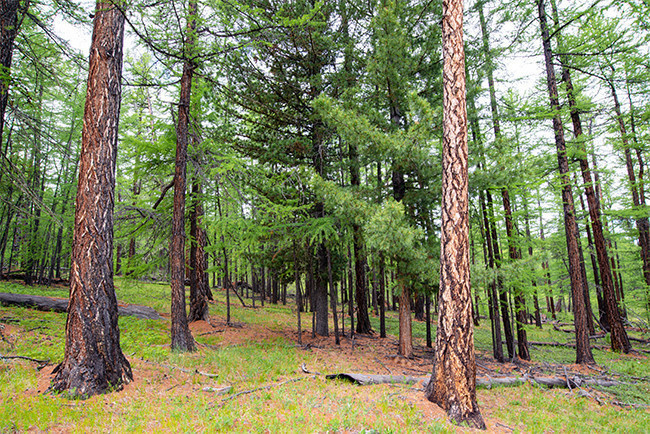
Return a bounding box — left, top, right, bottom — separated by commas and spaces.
528, 340, 610, 350
1, 354, 50, 364
300, 363, 321, 375
218, 377, 304, 405
229, 283, 247, 307
136, 357, 218, 378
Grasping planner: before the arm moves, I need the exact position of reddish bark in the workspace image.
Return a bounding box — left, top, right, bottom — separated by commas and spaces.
49, 2, 132, 397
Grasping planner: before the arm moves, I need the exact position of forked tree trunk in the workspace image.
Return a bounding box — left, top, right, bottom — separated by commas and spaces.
537, 0, 594, 364
426, 0, 485, 428
169, 0, 198, 352
49, 2, 132, 397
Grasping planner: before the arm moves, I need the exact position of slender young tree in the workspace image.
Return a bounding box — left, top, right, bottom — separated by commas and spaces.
49, 1, 132, 397
426, 0, 485, 428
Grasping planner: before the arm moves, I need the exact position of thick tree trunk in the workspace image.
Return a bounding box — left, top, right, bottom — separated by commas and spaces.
537, 0, 594, 364
426, 0, 485, 428
49, 2, 132, 397
169, 0, 198, 352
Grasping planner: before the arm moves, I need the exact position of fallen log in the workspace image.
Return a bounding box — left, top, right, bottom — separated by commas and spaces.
0, 292, 163, 320
326, 372, 624, 389
326, 373, 424, 386
528, 340, 611, 351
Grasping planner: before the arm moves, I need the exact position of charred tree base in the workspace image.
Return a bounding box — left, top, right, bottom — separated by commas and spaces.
426, 385, 486, 430
48, 352, 132, 399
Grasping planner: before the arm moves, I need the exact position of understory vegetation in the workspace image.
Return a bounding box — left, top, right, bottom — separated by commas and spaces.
1, 279, 649, 432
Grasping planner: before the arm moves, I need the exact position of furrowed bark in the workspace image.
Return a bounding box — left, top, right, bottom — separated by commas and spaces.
426, 0, 485, 428
49, 1, 132, 397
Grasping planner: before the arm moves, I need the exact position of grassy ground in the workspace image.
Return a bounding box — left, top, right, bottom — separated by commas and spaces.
1, 278, 649, 432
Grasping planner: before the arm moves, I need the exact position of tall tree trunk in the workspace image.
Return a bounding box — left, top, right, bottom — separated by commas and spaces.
49, 2, 132, 396
537, 0, 594, 364
169, 0, 198, 352
628, 87, 650, 322
426, 0, 485, 427
578, 189, 606, 326
24, 83, 44, 285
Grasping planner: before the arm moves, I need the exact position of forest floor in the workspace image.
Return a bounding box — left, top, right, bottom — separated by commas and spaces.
1, 278, 650, 432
